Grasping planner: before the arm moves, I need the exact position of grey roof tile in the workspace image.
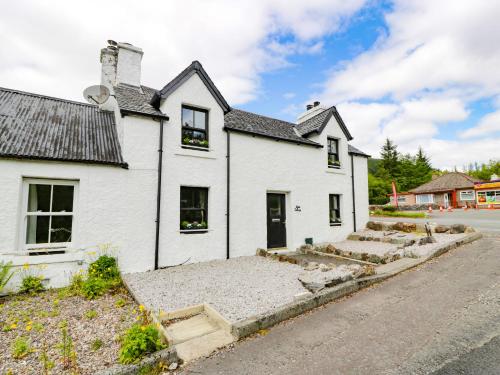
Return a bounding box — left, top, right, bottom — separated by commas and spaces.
224, 109, 322, 147
410, 172, 482, 193
114, 84, 167, 118
348, 144, 370, 157
0, 87, 126, 167
296, 106, 353, 141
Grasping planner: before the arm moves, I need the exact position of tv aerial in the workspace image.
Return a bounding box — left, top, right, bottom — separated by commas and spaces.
83, 85, 110, 105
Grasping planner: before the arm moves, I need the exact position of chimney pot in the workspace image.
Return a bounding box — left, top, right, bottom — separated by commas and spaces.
313, 101, 320, 107
306, 104, 313, 110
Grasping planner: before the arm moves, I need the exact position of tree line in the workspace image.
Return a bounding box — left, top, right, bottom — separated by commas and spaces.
368, 139, 500, 204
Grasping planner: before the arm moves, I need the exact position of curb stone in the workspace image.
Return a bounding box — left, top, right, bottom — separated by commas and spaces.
231, 232, 482, 340
95, 347, 180, 375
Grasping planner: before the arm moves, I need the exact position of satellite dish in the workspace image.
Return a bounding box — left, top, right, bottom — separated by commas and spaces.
83, 85, 110, 105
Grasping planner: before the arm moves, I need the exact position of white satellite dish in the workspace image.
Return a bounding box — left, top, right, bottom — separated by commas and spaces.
83, 85, 110, 105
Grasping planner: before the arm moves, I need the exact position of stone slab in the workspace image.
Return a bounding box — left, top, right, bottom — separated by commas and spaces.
175, 329, 235, 363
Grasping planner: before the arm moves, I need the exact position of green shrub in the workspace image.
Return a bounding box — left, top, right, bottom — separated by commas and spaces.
88, 255, 119, 281
0, 261, 15, 292
20, 275, 45, 295
381, 205, 397, 212
81, 277, 108, 300
11, 336, 31, 359
84, 309, 98, 319
69, 272, 85, 294
119, 324, 165, 364
91, 339, 103, 351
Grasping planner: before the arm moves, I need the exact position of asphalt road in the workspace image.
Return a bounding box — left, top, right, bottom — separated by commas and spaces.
180, 233, 500, 375
374, 209, 500, 233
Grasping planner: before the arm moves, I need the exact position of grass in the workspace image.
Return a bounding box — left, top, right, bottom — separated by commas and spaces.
371, 209, 427, 218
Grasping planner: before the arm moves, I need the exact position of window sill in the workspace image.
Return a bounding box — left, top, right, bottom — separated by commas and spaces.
330, 222, 342, 227
179, 229, 210, 234
326, 168, 346, 175
328, 165, 341, 169
175, 148, 216, 160
181, 145, 210, 152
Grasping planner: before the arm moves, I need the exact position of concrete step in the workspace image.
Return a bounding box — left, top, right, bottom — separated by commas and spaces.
165, 313, 219, 345
175, 329, 235, 363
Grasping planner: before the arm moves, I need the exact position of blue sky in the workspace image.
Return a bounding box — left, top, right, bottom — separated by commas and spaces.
1, 0, 499, 169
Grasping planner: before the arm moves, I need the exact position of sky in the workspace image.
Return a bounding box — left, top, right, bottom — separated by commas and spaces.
1, 0, 499, 170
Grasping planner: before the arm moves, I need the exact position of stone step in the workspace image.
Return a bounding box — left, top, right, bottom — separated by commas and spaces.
175, 329, 235, 363
165, 313, 220, 345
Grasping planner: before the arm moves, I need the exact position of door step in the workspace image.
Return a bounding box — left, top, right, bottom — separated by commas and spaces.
163, 311, 235, 362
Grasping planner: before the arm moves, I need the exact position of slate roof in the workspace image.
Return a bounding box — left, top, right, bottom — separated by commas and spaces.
0, 87, 126, 167
348, 144, 370, 158
224, 109, 322, 147
296, 106, 353, 141
151, 61, 230, 113
410, 172, 482, 194
114, 84, 168, 119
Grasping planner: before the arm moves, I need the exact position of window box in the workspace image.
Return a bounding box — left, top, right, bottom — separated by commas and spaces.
180, 187, 208, 231
182, 105, 209, 149
328, 159, 341, 168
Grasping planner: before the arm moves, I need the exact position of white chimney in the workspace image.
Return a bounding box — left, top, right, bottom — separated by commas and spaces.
297, 101, 327, 124
100, 41, 143, 88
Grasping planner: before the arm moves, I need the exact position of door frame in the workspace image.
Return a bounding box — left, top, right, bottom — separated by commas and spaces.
266, 191, 290, 249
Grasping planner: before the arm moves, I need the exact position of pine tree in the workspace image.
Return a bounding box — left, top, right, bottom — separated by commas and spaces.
379, 138, 399, 178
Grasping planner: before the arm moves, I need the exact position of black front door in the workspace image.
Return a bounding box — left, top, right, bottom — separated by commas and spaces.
267, 193, 287, 248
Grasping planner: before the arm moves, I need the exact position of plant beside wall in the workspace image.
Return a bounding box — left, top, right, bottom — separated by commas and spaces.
181, 220, 208, 230
0, 261, 15, 293
182, 136, 209, 148
118, 305, 165, 364
19, 264, 45, 295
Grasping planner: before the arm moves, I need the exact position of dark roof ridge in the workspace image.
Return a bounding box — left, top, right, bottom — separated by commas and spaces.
0, 86, 101, 109
151, 60, 230, 113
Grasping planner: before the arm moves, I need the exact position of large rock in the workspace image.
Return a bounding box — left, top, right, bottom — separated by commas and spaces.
434, 225, 450, 233
304, 262, 319, 271
464, 226, 476, 233
450, 224, 466, 234
325, 244, 337, 253
298, 266, 354, 293
418, 236, 437, 245
392, 222, 417, 233
366, 221, 384, 231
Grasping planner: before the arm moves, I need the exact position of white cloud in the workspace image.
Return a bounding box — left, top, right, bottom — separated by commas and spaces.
283, 92, 296, 99
316, 0, 500, 168
0, 0, 365, 105
460, 110, 500, 139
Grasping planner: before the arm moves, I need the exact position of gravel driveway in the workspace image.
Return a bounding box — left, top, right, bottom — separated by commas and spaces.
123, 256, 309, 323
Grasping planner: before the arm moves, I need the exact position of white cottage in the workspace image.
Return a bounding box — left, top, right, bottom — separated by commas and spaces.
0, 41, 369, 289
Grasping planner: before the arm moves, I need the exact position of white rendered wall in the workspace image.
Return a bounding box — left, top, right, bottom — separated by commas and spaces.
229, 115, 366, 257
158, 74, 227, 266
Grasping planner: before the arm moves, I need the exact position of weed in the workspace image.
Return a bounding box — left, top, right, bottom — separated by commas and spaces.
57, 321, 77, 370
84, 309, 98, 319
88, 255, 119, 281
40, 343, 55, 375
11, 336, 31, 359
0, 261, 15, 292
91, 339, 103, 351
118, 324, 165, 364
115, 298, 127, 308
33, 322, 45, 332
81, 277, 108, 299
20, 275, 45, 295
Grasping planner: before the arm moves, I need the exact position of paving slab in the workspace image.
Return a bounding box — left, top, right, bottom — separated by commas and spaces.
175, 329, 235, 363
165, 313, 220, 345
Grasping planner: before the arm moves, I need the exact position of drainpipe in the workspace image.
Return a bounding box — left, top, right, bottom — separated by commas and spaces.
154, 119, 165, 270
226, 130, 231, 260
351, 154, 357, 232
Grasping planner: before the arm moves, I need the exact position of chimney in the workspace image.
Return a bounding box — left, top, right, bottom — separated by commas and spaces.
100, 40, 143, 88
297, 100, 327, 124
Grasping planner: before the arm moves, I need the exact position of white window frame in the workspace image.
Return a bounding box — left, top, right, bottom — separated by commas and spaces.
416, 194, 434, 204
459, 190, 475, 201
19, 178, 79, 253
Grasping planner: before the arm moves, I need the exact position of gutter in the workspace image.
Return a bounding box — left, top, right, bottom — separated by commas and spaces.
154, 119, 165, 270
226, 130, 231, 260
351, 154, 357, 232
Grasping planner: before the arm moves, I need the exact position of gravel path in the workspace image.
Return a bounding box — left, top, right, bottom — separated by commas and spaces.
123, 256, 309, 323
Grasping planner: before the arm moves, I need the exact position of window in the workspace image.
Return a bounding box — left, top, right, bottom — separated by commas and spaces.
459, 190, 475, 201
477, 190, 500, 203
329, 194, 341, 225
416, 194, 434, 204
180, 187, 208, 230
23, 179, 77, 251
327, 137, 340, 168
181, 105, 209, 148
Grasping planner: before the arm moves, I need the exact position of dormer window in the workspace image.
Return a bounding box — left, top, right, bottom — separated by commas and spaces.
327, 137, 340, 168
182, 105, 209, 148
